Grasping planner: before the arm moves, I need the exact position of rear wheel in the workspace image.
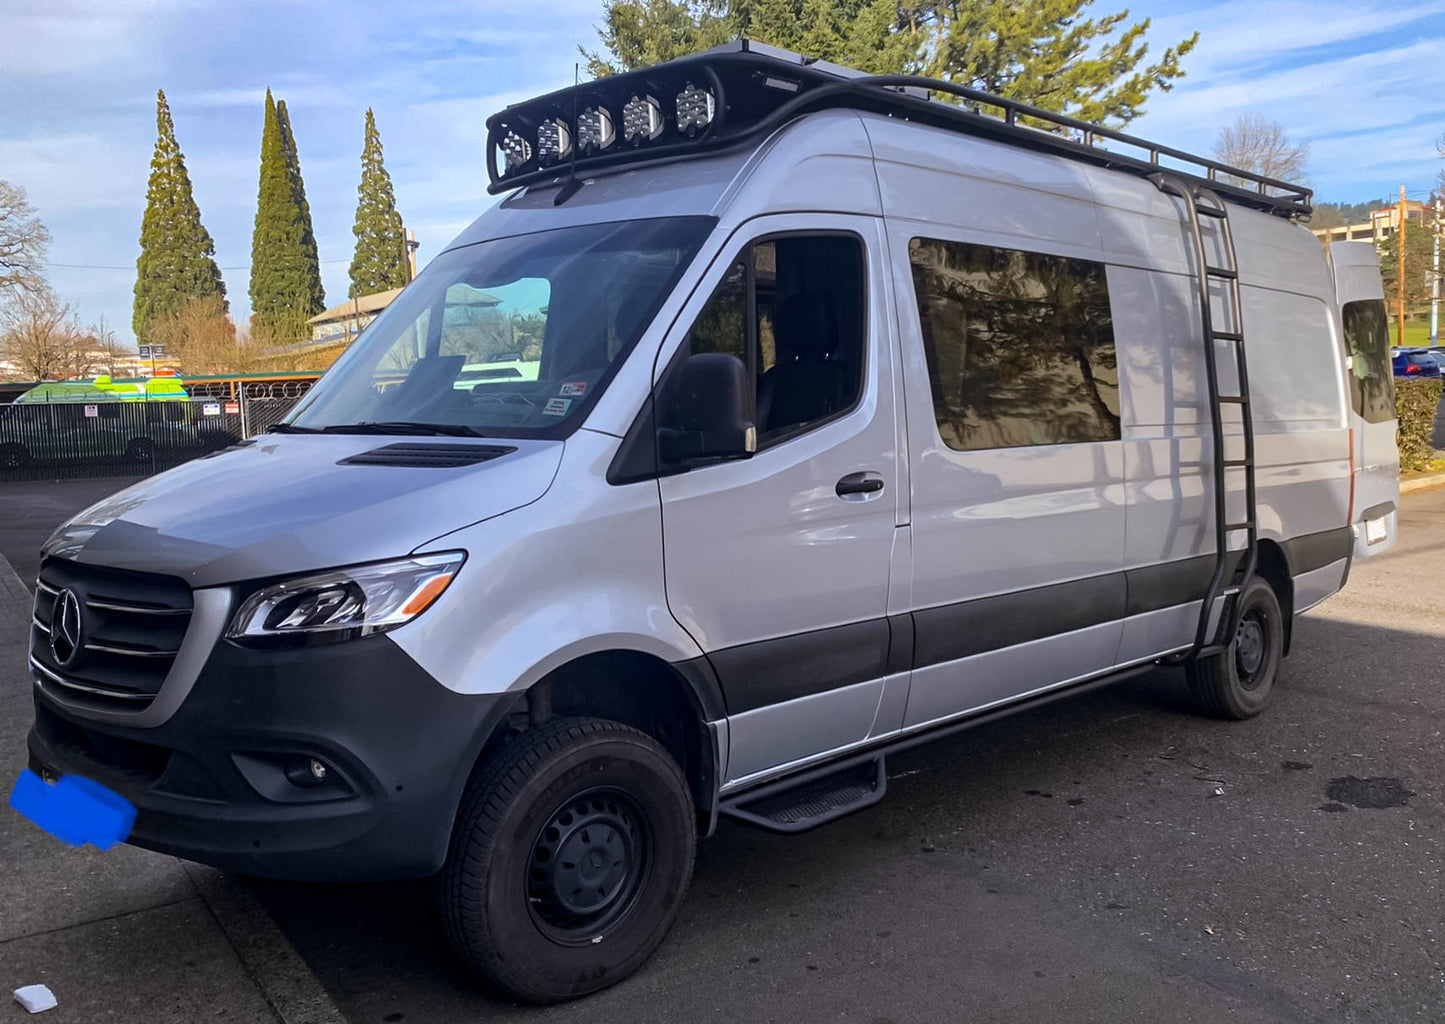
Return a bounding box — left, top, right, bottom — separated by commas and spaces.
1186, 576, 1284, 719
440, 717, 695, 1004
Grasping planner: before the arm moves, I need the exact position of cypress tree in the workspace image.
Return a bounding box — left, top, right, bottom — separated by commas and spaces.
348, 109, 410, 299
133, 90, 226, 342
275, 100, 325, 316
249, 89, 322, 342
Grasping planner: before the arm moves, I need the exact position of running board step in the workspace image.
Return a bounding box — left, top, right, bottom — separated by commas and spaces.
721, 756, 887, 834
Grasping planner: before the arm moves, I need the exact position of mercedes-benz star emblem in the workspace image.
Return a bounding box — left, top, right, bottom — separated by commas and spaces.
50, 588, 83, 667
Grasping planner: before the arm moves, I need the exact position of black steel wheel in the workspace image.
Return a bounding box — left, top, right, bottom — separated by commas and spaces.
441, 716, 695, 1003
1186, 576, 1284, 719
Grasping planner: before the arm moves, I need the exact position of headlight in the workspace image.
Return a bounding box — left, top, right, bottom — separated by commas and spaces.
226, 553, 465, 644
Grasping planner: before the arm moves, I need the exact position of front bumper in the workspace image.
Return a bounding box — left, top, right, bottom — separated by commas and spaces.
26, 634, 516, 881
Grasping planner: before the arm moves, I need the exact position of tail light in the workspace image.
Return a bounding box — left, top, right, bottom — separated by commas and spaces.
1406, 364, 1421, 374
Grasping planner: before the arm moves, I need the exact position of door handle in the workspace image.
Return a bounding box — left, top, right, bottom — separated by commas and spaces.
836, 471, 885, 498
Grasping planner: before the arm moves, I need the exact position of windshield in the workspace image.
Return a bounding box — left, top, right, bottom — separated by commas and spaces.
286, 217, 715, 438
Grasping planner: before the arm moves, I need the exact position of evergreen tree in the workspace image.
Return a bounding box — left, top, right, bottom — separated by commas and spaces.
275, 100, 325, 316
348, 108, 411, 298
1380, 215, 1436, 320
250, 90, 323, 342
585, 0, 1197, 125
133, 90, 226, 342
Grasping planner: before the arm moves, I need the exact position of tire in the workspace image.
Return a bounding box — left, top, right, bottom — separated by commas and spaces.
0, 442, 29, 469
1186, 576, 1284, 720
440, 717, 696, 1004
125, 437, 155, 463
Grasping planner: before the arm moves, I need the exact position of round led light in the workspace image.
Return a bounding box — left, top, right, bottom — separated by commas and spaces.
622, 94, 665, 145
499, 130, 532, 174
675, 82, 715, 136
537, 118, 572, 166
577, 105, 615, 153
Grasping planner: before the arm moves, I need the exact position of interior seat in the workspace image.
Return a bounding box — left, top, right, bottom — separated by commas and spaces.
758, 291, 848, 433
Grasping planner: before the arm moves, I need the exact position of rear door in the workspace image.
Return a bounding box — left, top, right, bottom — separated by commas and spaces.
1330, 241, 1399, 556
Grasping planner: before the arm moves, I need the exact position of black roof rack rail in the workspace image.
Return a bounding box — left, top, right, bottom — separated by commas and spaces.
486, 41, 1312, 218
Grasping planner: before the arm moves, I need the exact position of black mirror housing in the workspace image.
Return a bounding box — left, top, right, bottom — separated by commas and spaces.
657, 352, 757, 465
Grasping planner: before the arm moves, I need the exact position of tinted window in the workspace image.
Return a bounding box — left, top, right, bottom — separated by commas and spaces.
908, 238, 1119, 451
678, 235, 865, 445
1343, 300, 1394, 423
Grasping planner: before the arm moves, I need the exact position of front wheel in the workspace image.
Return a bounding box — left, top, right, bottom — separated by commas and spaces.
1186, 577, 1284, 719
440, 717, 696, 1003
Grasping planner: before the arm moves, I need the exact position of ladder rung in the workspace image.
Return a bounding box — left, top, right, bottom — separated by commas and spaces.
1195, 204, 1228, 219
1223, 459, 1253, 467
1212, 331, 1244, 342
1217, 395, 1247, 404
1224, 522, 1254, 530
1206, 266, 1239, 280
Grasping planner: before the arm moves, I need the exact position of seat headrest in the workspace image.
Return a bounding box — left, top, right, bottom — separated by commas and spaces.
774, 292, 839, 361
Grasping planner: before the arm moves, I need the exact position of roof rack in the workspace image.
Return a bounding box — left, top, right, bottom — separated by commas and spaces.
485, 41, 1312, 218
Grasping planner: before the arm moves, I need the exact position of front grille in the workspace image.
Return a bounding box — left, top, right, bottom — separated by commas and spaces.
31, 558, 193, 711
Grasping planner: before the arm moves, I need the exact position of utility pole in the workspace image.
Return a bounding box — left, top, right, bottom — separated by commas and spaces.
1398, 184, 1407, 349
1432, 193, 1441, 344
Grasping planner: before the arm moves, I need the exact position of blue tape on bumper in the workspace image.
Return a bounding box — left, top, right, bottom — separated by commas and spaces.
9, 769, 136, 850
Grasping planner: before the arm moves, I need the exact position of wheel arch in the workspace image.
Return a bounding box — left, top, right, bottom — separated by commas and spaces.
463, 648, 725, 836
1255, 538, 1294, 655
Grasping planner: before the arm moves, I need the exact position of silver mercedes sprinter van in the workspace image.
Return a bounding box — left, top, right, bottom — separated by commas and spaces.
25, 42, 1397, 1002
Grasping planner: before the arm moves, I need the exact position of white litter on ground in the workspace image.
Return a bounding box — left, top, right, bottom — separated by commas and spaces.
13, 985, 57, 1014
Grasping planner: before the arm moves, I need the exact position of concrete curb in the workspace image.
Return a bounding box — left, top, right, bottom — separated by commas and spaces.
185, 865, 349, 1024
0, 547, 349, 1024
1401, 470, 1445, 495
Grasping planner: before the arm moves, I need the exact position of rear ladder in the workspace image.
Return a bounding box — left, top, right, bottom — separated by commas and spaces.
1153, 174, 1259, 657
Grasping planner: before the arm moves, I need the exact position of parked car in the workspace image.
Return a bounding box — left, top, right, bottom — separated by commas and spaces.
23, 43, 1397, 1004
1392, 348, 1443, 377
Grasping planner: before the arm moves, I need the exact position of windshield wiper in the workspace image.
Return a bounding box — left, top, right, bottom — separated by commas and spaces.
317, 421, 485, 437
267, 423, 323, 434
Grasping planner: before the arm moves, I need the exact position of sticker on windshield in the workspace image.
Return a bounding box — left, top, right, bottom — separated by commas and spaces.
543, 397, 572, 417
559, 381, 587, 397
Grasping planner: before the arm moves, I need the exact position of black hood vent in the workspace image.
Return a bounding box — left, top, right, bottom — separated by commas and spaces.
339, 443, 517, 468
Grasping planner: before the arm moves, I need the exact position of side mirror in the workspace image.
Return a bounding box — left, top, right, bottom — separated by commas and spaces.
657, 352, 757, 465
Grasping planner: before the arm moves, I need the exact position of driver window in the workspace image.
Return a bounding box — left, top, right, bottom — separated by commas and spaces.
678, 234, 865, 445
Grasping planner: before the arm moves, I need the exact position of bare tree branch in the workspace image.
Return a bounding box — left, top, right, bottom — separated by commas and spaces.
0, 180, 51, 300
0, 287, 94, 381
1212, 114, 1309, 188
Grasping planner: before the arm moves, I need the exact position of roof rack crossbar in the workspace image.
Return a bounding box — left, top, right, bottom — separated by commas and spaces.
485, 46, 1311, 218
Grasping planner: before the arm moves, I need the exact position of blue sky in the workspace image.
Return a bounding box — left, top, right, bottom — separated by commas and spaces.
3, 0, 1444, 345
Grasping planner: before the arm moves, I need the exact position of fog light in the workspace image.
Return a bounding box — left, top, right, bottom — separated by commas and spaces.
284, 756, 329, 788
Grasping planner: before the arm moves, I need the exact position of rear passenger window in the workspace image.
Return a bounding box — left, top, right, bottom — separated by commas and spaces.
680, 234, 865, 445
908, 238, 1120, 451
1342, 299, 1395, 424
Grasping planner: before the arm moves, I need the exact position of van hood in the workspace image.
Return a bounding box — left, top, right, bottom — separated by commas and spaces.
43, 434, 563, 588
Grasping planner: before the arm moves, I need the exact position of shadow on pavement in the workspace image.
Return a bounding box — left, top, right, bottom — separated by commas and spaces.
249, 614, 1445, 1024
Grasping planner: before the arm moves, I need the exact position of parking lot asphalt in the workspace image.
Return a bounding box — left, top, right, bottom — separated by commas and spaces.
2, 477, 1443, 1023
